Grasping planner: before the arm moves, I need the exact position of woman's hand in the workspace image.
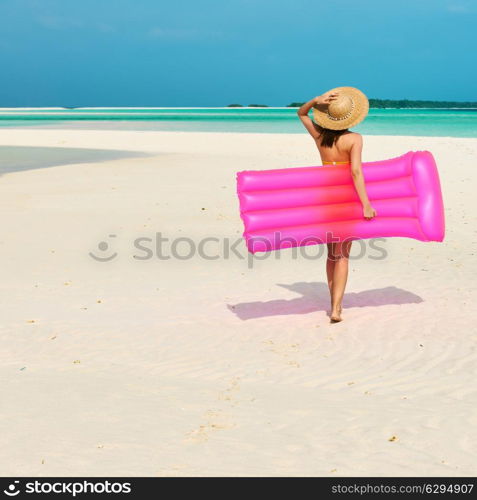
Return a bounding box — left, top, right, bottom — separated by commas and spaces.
297, 92, 339, 139
363, 204, 377, 220
313, 91, 339, 107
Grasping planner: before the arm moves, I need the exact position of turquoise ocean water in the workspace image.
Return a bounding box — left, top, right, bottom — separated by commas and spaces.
0, 107, 476, 137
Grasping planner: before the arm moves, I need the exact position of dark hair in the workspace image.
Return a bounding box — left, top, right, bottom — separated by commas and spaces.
313, 123, 348, 148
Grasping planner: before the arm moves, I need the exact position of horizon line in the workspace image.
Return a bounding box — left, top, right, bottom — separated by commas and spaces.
1, 105, 477, 111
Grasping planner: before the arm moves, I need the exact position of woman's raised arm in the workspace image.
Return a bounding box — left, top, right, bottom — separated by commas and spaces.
297, 92, 339, 140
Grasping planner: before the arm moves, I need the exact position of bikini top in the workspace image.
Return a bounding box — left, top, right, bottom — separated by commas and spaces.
322, 161, 350, 165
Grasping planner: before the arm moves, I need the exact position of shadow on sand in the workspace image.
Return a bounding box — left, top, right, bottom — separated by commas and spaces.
227, 282, 423, 320
0, 146, 151, 176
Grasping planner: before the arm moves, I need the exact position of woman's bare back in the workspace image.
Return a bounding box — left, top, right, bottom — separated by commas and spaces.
316, 131, 359, 164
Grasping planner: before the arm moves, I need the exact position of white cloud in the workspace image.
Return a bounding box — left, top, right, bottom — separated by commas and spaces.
96, 22, 116, 34
37, 15, 84, 30
36, 15, 116, 33
148, 27, 223, 40
447, 3, 473, 13
148, 27, 197, 39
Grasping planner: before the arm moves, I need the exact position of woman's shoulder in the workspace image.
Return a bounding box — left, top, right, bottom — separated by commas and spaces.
340, 131, 362, 146
343, 130, 362, 140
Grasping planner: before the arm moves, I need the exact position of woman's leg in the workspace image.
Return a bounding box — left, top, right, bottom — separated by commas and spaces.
326, 243, 336, 296
329, 240, 352, 322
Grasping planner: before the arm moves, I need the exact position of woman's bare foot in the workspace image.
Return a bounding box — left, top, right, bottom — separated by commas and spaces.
330, 305, 343, 323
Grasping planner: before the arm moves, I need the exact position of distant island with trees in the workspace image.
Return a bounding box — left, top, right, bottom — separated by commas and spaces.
227, 104, 269, 107
228, 99, 477, 109
367, 99, 477, 109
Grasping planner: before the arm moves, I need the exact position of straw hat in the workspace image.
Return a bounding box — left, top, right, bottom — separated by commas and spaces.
312, 86, 369, 130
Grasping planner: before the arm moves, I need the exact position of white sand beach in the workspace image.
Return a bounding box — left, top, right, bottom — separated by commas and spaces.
0, 129, 476, 477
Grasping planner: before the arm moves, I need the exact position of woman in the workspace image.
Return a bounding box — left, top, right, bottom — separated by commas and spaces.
297, 87, 377, 323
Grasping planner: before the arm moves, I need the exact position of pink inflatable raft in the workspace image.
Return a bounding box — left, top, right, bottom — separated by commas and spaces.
237, 151, 445, 254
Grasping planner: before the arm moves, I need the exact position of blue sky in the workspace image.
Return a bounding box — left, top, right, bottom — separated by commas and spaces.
1, 0, 476, 106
